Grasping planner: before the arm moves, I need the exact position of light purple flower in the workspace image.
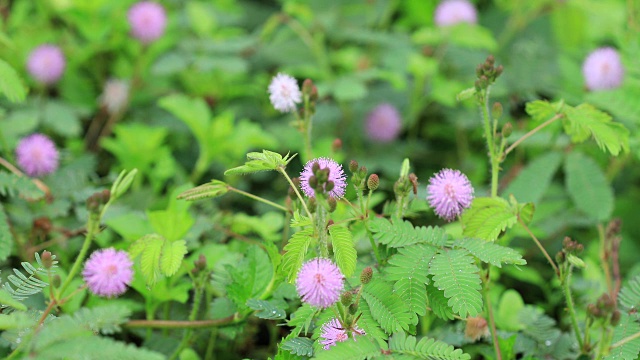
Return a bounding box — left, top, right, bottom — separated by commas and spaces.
299, 157, 347, 198
128, 1, 167, 44
82, 248, 134, 297
434, 0, 478, 27
100, 79, 130, 114
295, 258, 344, 308
16, 133, 59, 177
427, 169, 474, 221
365, 103, 402, 143
268, 73, 302, 113
26, 45, 65, 85
582, 47, 624, 91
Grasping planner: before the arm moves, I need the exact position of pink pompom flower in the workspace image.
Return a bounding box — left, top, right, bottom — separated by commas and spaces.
26, 45, 65, 85
100, 79, 130, 114
365, 103, 402, 143
295, 258, 344, 308
127, 1, 167, 44
299, 157, 347, 198
426, 168, 474, 221
434, 0, 478, 27
268, 73, 302, 113
582, 47, 624, 91
16, 133, 59, 177
82, 248, 134, 297
319, 318, 366, 350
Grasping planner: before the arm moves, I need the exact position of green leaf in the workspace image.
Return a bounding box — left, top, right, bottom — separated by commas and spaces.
587, 86, 640, 122
225, 150, 296, 176
176, 180, 229, 201
605, 312, 640, 360
0, 288, 26, 311
0, 311, 35, 330
564, 152, 613, 221
525, 100, 559, 123
226, 246, 273, 310
369, 217, 448, 248
503, 152, 563, 204
562, 103, 629, 156
280, 337, 314, 357
619, 275, 640, 314
313, 335, 382, 360
0, 171, 45, 200
281, 228, 314, 282
426, 282, 455, 320
287, 303, 317, 337
0, 203, 12, 262
246, 299, 286, 320
461, 197, 517, 242
386, 244, 437, 317
447, 24, 497, 51
362, 278, 412, 334
496, 290, 525, 331
0, 59, 27, 103
158, 94, 211, 145
328, 225, 356, 277
71, 304, 132, 335
566, 254, 585, 269
388, 332, 471, 360
160, 239, 187, 276
454, 238, 526, 268
129, 234, 165, 286
428, 250, 483, 318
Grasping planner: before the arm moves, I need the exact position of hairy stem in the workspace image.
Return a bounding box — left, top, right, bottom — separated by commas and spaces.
278, 168, 313, 220
482, 266, 502, 360
504, 113, 563, 156
56, 214, 100, 299
519, 217, 560, 276
170, 280, 204, 360
562, 265, 585, 351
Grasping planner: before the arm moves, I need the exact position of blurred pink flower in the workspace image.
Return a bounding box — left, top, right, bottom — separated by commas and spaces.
434, 0, 478, 27
27, 45, 65, 85
365, 103, 402, 143
100, 79, 130, 114
268, 73, 302, 113
295, 258, 344, 308
83, 248, 134, 297
128, 1, 167, 44
299, 157, 347, 198
319, 318, 366, 350
582, 47, 624, 91
427, 168, 474, 221
16, 133, 59, 177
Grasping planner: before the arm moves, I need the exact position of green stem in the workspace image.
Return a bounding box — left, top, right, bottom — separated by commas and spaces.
596, 326, 613, 360
277, 168, 313, 220
562, 266, 585, 351
204, 328, 218, 360
482, 266, 502, 360
228, 186, 289, 212
125, 316, 236, 329
503, 114, 563, 156
363, 219, 382, 265
316, 203, 328, 257
170, 282, 204, 360
519, 217, 560, 276
480, 87, 499, 197
57, 214, 100, 299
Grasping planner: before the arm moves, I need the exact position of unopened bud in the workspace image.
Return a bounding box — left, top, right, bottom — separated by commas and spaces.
486, 55, 495, 66
562, 237, 573, 249
555, 251, 565, 264
302, 79, 314, 96
476, 64, 483, 77
327, 197, 337, 212
492, 102, 503, 120
495, 65, 504, 78
575, 244, 584, 253
501, 122, 512, 138
409, 173, 418, 195
367, 174, 379, 191
308, 176, 318, 190
360, 266, 373, 284
587, 303, 600, 317
332, 138, 342, 152
358, 166, 368, 178
325, 181, 335, 193
194, 254, 207, 271
606, 218, 622, 239
341, 292, 353, 306
611, 310, 621, 326
312, 161, 321, 174
52, 275, 61, 288
349, 160, 359, 173
41, 250, 54, 269
465, 316, 489, 342
308, 197, 317, 212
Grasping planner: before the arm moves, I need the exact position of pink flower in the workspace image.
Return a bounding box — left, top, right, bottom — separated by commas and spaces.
434, 0, 478, 27
100, 79, 130, 114
299, 158, 347, 198
365, 103, 402, 143
83, 248, 134, 297
268, 73, 302, 113
16, 134, 59, 177
427, 169, 474, 221
582, 47, 624, 91
26, 45, 65, 85
295, 258, 344, 308
319, 318, 366, 350
128, 1, 167, 44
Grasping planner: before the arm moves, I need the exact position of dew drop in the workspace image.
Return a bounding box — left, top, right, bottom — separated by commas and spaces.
544, 340, 552, 346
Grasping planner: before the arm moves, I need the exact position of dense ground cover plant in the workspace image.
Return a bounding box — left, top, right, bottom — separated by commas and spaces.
1, 0, 640, 359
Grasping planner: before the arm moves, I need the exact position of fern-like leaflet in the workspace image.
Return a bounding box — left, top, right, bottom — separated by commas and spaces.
2, 252, 58, 303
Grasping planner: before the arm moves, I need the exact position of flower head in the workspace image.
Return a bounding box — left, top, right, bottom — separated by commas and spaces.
365, 103, 402, 143
319, 318, 366, 350
295, 258, 344, 308
128, 1, 167, 44
582, 47, 624, 91
427, 168, 474, 221
299, 157, 347, 198
16, 133, 59, 177
268, 73, 302, 113
82, 248, 134, 297
434, 0, 478, 27
100, 79, 130, 114
27, 45, 65, 85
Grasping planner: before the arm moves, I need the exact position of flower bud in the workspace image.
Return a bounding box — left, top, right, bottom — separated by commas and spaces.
302, 79, 314, 96
52, 274, 61, 288
587, 303, 601, 317
367, 174, 379, 191
194, 254, 207, 271
465, 316, 489, 342
486, 55, 495, 66
358, 166, 368, 178
332, 138, 342, 152
327, 197, 337, 212
41, 250, 55, 269
312, 161, 321, 174
360, 266, 373, 284
308, 197, 317, 212
555, 251, 565, 264
325, 181, 335, 193
341, 292, 353, 306
308, 176, 318, 190
492, 102, 503, 120
495, 64, 504, 78
349, 160, 359, 173
501, 122, 512, 138
611, 310, 621, 326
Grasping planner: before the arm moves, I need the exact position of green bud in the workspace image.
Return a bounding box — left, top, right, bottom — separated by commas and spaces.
611, 310, 621, 326
309, 176, 318, 190
41, 250, 55, 269
492, 102, 503, 120
341, 292, 353, 306
327, 197, 337, 212
349, 160, 359, 173
555, 251, 565, 264
367, 174, 379, 191
501, 122, 512, 138
360, 266, 373, 284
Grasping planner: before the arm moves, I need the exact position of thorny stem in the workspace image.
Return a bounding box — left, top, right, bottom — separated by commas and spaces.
562, 265, 585, 351
504, 113, 563, 156
482, 266, 502, 360
228, 186, 289, 212
518, 217, 560, 277
277, 167, 313, 220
